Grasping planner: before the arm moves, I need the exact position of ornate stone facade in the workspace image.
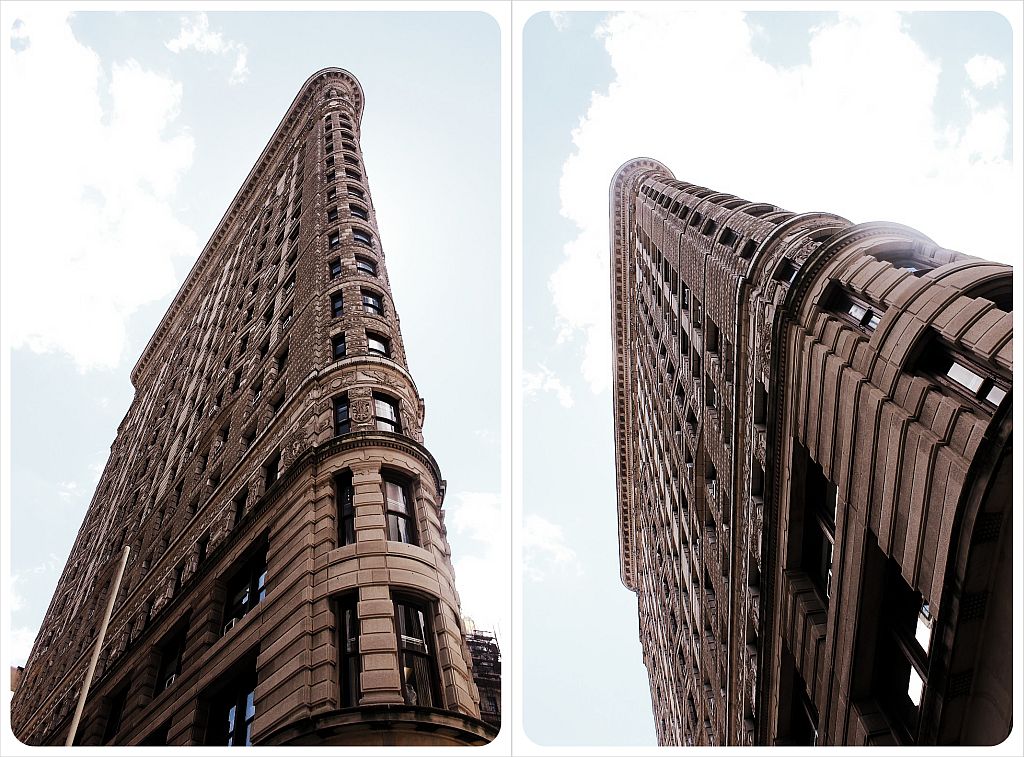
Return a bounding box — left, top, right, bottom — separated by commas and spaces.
610, 160, 1012, 746
11, 68, 495, 747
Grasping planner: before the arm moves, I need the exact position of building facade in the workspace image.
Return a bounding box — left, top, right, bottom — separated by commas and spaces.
11, 68, 495, 747
610, 159, 1012, 747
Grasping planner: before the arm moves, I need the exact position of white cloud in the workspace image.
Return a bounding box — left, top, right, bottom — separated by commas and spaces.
166, 13, 249, 85
444, 492, 504, 635
965, 53, 1006, 89
1, 9, 197, 371
9, 574, 25, 614
553, 11, 1014, 393
523, 514, 582, 581
549, 12, 570, 32
57, 480, 80, 502
8, 627, 38, 667
523, 364, 575, 408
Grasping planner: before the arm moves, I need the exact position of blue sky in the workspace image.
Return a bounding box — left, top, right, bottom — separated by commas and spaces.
2, 8, 503, 672
1, 4, 1019, 751
522, 9, 1015, 746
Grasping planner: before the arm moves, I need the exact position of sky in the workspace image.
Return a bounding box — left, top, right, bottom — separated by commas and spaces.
1, 7, 512, 676
1, 4, 1019, 752
522, 8, 1016, 747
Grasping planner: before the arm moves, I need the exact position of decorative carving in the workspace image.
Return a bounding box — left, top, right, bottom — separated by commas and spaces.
351, 398, 372, 425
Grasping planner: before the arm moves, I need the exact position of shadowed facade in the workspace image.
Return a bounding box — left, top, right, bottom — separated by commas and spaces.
610, 159, 1012, 746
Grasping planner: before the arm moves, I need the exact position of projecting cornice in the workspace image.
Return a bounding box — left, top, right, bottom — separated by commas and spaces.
131, 68, 364, 388
609, 157, 674, 592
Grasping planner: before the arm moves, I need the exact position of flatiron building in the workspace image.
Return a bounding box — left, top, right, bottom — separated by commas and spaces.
610, 159, 1012, 747
11, 68, 496, 747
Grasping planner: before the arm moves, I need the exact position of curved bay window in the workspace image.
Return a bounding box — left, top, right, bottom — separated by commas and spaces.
394, 597, 441, 708
334, 395, 351, 435
337, 595, 360, 708
373, 393, 401, 433
336, 471, 355, 547
384, 475, 417, 545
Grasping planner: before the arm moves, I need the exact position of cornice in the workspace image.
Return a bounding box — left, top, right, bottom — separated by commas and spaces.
609, 157, 674, 592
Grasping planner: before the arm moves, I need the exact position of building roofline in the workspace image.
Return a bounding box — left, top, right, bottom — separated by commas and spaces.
130, 68, 363, 387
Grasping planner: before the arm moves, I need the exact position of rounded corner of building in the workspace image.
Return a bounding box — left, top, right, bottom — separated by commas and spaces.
609, 157, 674, 196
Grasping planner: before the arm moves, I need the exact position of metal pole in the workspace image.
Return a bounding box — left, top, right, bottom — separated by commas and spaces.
65, 545, 130, 746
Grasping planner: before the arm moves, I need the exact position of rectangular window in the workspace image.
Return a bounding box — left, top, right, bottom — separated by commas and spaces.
384, 476, 416, 544
355, 256, 377, 276
263, 451, 281, 492
328, 231, 341, 250
366, 332, 389, 356
337, 595, 360, 707
336, 471, 355, 547
204, 660, 257, 746
332, 333, 347, 360
331, 291, 345, 318
374, 393, 400, 433
233, 488, 248, 527
394, 598, 440, 707
362, 290, 383, 316
799, 448, 837, 603
329, 258, 342, 279
141, 723, 170, 746
327, 206, 339, 222
861, 536, 931, 740
222, 547, 267, 635
334, 395, 350, 435
774, 259, 800, 284
102, 685, 129, 744
155, 626, 187, 694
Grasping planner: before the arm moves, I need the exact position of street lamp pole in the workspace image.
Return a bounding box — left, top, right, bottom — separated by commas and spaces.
65, 544, 130, 746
